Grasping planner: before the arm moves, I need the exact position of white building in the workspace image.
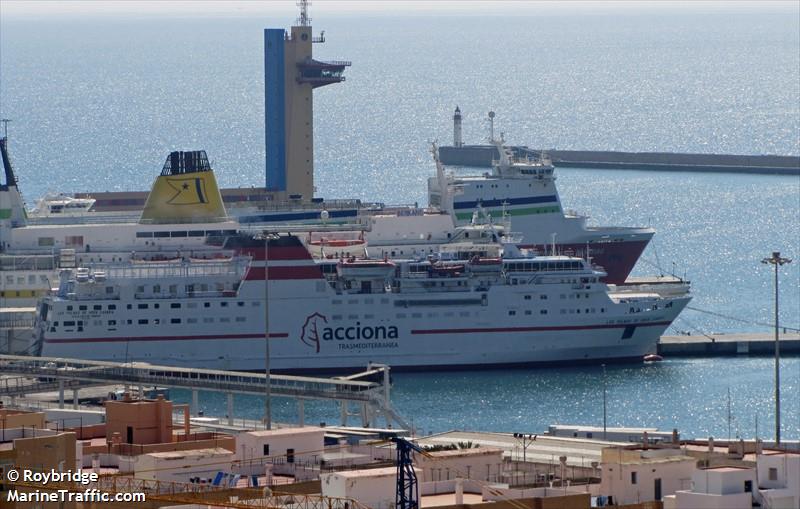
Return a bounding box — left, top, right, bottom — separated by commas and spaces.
757, 452, 800, 509
663, 466, 755, 509
547, 424, 676, 444
236, 426, 326, 473
322, 466, 420, 509
134, 447, 235, 483
600, 446, 696, 506
413, 447, 504, 482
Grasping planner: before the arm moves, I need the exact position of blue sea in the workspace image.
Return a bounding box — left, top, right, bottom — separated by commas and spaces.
1, 4, 798, 438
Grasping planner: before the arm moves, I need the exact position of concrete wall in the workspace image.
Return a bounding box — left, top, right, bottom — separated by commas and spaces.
13, 431, 80, 471
414, 448, 504, 482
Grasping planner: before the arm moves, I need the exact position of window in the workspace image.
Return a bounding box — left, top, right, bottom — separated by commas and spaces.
286, 448, 295, 464
106, 287, 114, 294
220, 302, 228, 307
768, 468, 778, 481
79, 305, 87, 311
204, 302, 211, 308
108, 320, 117, 326
138, 319, 148, 325
138, 304, 148, 310
66, 305, 73, 311
508, 310, 516, 316
263, 444, 270, 456
187, 318, 198, 324
171, 318, 181, 324
631, 472, 637, 484
38, 237, 55, 246
540, 309, 547, 315
171, 303, 181, 309
93, 305, 102, 311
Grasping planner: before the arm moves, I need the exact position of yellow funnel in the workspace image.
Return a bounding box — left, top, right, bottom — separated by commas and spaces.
140, 151, 227, 224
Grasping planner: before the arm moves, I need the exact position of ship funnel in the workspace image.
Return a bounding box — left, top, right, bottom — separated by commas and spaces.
0, 136, 28, 236
140, 150, 228, 224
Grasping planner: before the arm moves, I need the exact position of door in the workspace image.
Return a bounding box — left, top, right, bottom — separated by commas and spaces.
654, 478, 662, 501
126, 426, 134, 444
287, 448, 295, 464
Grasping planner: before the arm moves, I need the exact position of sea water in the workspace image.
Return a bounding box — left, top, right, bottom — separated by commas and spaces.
1, 6, 798, 437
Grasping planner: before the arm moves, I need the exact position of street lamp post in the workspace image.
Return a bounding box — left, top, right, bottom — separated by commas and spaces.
761, 251, 791, 445
264, 231, 272, 430
513, 433, 536, 464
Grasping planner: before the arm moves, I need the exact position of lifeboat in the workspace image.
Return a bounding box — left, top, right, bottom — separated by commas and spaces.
643, 353, 663, 363
469, 256, 503, 273
307, 236, 367, 259
431, 263, 466, 277
337, 258, 395, 279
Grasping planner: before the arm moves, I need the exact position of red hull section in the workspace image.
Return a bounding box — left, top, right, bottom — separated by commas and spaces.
520, 239, 650, 284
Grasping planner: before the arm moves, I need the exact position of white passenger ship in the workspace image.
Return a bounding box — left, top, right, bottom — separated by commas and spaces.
34, 234, 691, 371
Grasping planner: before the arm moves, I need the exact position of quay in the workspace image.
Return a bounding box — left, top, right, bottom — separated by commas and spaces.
438, 144, 800, 175
658, 332, 800, 356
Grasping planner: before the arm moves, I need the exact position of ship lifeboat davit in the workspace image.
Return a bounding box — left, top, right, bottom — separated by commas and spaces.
337, 258, 395, 279
643, 353, 663, 363
469, 256, 503, 273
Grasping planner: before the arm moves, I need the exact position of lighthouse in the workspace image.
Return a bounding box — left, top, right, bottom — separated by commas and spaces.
453, 106, 463, 147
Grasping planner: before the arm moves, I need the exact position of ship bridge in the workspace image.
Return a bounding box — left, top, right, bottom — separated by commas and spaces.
296, 57, 351, 88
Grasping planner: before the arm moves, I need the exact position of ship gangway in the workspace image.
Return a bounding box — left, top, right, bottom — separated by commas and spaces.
0, 354, 409, 429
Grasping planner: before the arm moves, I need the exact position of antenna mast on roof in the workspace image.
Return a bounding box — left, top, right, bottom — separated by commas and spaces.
297, 0, 311, 26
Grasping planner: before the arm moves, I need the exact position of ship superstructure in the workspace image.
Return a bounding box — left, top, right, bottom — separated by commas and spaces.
430, 122, 655, 283
35, 235, 690, 371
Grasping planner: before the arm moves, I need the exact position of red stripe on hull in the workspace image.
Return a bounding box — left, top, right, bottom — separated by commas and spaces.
45, 332, 289, 344
519, 239, 650, 284
411, 321, 672, 335
236, 246, 313, 261
245, 266, 323, 280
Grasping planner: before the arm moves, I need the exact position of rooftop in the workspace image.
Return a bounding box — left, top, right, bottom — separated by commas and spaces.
245, 426, 325, 438
145, 447, 233, 459
328, 467, 400, 479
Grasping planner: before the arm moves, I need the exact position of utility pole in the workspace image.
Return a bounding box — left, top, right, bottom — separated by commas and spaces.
761, 251, 791, 445
602, 363, 608, 440
264, 231, 272, 430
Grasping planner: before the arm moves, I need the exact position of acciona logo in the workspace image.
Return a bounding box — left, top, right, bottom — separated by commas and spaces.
300, 313, 399, 352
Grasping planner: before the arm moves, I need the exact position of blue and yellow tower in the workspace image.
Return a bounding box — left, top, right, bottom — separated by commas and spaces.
265, 1, 350, 201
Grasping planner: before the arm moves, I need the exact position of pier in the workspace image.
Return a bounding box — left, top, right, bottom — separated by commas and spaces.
658, 332, 800, 356
0, 354, 409, 429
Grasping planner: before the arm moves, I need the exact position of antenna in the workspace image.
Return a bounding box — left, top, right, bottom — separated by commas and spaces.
297, 0, 311, 26
488, 111, 495, 142
0, 119, 10, 139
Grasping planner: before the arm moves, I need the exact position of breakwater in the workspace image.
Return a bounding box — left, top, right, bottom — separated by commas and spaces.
438, 145, 800, 175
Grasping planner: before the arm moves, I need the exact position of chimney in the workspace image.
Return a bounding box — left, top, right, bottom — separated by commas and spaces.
708, 436, 714, 453
643, 431, 649, 450
672, 428, 679, 444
